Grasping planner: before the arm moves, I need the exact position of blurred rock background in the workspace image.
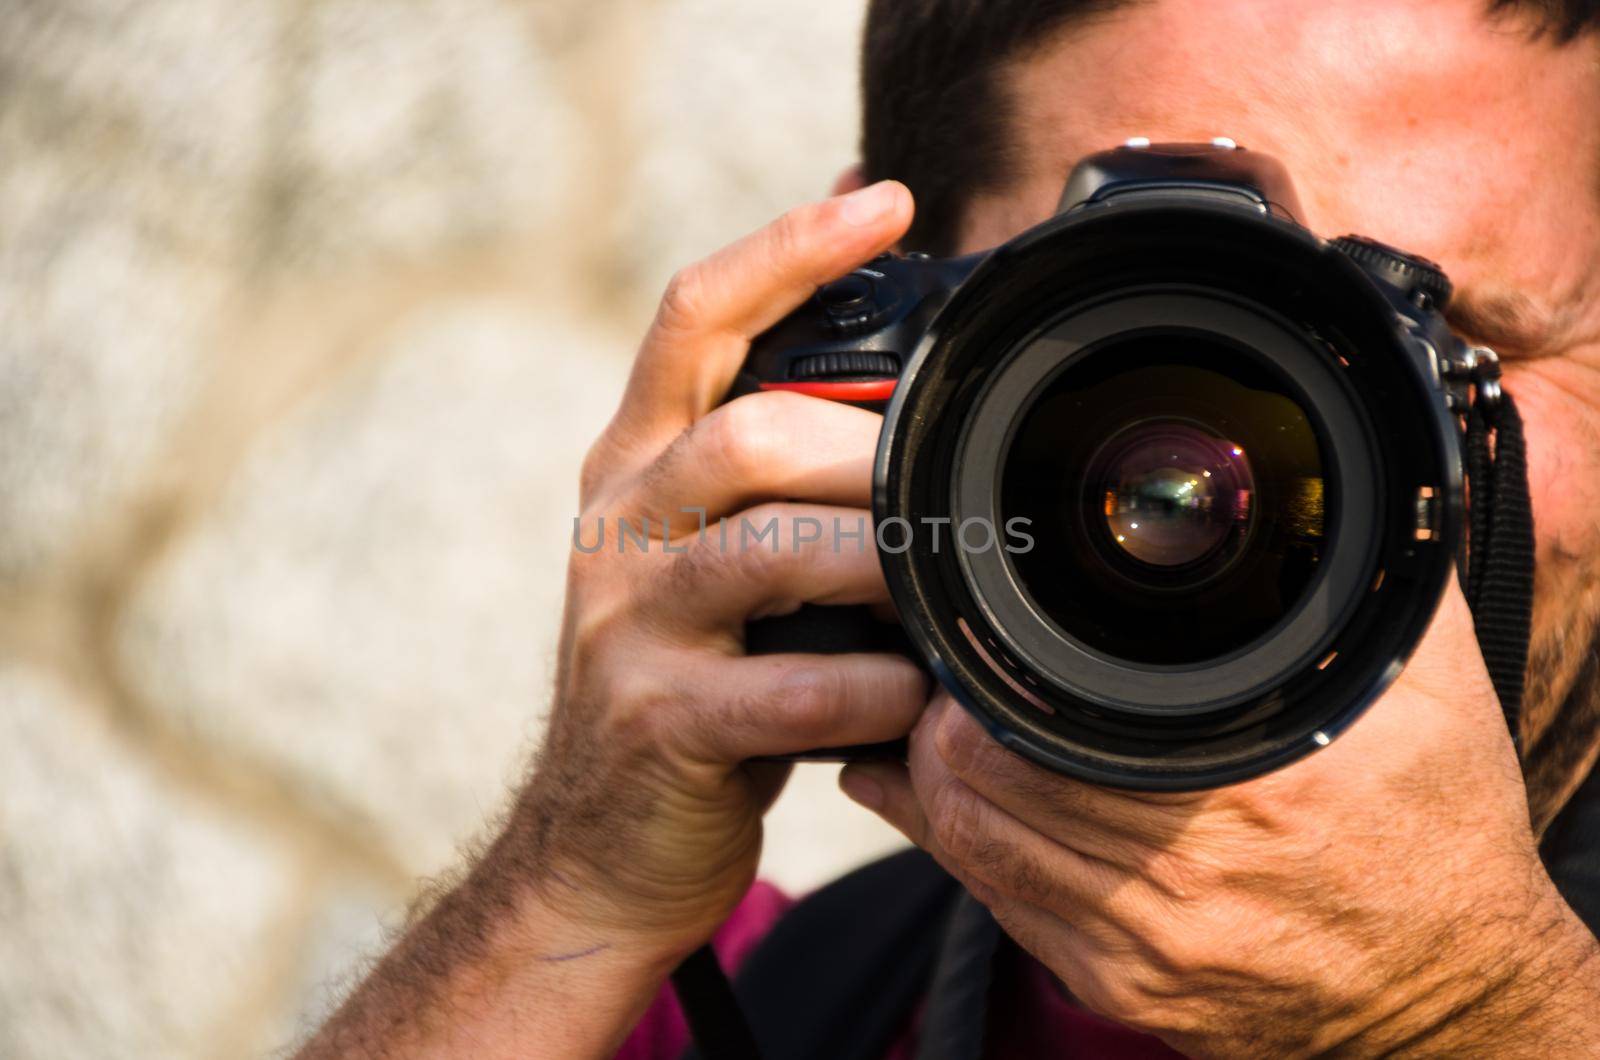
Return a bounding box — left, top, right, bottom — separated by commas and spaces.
0, 1, 904, 1055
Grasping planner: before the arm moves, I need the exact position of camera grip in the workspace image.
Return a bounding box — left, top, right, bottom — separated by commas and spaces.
747, 604, 916, 763
734, 251, 958, 765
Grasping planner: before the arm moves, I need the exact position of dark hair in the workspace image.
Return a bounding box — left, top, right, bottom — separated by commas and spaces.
860, 0, 1600, 254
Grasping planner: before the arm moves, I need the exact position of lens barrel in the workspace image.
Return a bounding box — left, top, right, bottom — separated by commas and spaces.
873, 199, 1460, 788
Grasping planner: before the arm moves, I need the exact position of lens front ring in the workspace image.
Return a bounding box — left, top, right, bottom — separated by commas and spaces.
951, 291, 1380, 715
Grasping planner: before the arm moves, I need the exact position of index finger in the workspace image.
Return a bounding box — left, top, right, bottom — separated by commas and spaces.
601, 181, 914, 472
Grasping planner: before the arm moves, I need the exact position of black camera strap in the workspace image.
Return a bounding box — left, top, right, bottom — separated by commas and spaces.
674, 848, 959, 1060
911, 890, 1003, 1060
671, 944, 764, 1060
1459, 353, 1535, 746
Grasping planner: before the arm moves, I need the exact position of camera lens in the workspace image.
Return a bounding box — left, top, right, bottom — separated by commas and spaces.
1091, 419, 1255, 573
878, 208, 1442, 787
1001, 332, 1325, 666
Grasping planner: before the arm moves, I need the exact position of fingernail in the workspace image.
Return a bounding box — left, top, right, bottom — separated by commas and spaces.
839, 181, 901, 227
839, 767, 885, 811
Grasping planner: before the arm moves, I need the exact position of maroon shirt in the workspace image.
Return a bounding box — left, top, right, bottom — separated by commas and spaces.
616, 880, 1185, 1059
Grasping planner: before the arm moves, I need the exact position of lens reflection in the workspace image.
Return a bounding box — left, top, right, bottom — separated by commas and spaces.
1095, 421, 1254, 569
1001, 332, 1326, 665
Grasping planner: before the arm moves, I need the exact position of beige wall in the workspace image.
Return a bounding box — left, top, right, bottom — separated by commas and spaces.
0, 2, 906, 1055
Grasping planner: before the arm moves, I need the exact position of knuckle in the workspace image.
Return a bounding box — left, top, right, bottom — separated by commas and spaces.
930, 779, 990, 865
1036, 778, 1091, 825
604, 665, 684, 741
1087, 972, 1149, 1026
1006, 849, 1056, 906
657, 264, 713, 334
962, 874, 1004, 908
579, 422, 640, 505
926, 773, 1057, 906
1065, 957, 1168, 1029
1148, 926, 1215, 983
568, 513, 607, 571
1143, 849, 1215, 906
765, 207, 809, 267
566, 586, 620, 653
704, 395, 781, 482
579, 432, 619, 505
1227, 785, 1294, 837
932, 705, 1067, 811
770, 665, 847, 739
567, 594, 637, 668
978, 841, 1052, 905
932, 704, 996, 778
878, 658, 930, 711
730, 502, 793, 571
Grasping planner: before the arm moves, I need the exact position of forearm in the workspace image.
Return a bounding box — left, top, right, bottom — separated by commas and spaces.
296, 827, 684, 1060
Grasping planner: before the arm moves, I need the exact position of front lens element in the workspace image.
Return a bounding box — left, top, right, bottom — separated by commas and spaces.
1093, 420, 1255, 571
1001, 332, 1326, 666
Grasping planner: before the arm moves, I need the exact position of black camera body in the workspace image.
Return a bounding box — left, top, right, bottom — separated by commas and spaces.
735, 141, 1496, 790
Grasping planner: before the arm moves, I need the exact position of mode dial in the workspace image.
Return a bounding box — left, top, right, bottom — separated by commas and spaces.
1331, 235, 1453, 310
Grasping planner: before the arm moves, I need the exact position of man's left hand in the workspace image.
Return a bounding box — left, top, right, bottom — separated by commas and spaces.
842, 583, 1600, 1057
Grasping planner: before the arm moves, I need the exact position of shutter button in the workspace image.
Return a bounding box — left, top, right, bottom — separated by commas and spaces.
818, 274, 879, 336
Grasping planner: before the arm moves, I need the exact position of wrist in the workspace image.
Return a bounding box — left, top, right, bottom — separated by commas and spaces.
1470, 888, 1600, 1054
458, 819, 707, 998
1343, 872, 1600, 1057
300, 824, 702, 1060
499, 775, 760, 957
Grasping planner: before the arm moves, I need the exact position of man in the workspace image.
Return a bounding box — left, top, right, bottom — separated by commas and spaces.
300, 0, 1600, 1055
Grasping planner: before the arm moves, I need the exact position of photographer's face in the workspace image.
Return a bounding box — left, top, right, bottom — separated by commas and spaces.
953, 0, 1600, 819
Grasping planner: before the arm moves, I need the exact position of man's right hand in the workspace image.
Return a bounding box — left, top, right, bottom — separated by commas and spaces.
516, 176, 927, 959
297, 179, 926, 1060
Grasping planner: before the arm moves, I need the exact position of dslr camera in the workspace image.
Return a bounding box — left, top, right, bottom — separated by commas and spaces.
733, 140, 1506, 789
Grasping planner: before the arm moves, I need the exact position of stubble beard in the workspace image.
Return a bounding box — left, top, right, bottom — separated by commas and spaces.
1522, 602, 1600, 834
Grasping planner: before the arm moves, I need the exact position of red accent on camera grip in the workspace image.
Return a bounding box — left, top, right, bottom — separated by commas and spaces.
758, 380, 898, 402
